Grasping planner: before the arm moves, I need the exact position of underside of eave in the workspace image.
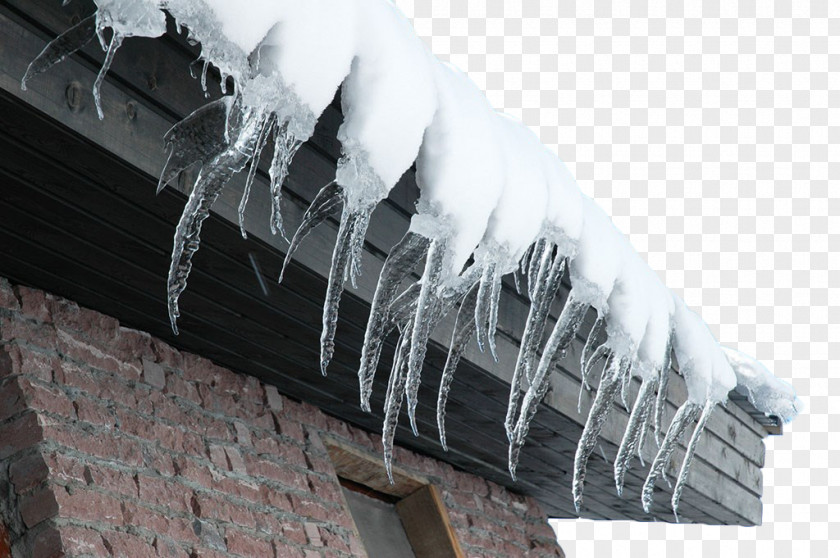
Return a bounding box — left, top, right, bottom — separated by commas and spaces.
0, 0, 771, 526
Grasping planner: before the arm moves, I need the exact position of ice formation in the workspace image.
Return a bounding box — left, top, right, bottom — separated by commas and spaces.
25, 0, 799, 519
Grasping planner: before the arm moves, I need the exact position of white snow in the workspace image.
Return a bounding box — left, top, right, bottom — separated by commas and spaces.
568, 197, 627, 314
672, 299, 737, 405
723, 346, 801, 422
412, 62, 506, 277
337, 0, 437, 204
475, 113, 550, 270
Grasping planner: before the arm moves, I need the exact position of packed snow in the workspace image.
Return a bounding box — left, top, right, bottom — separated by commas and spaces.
24, 0, 800, 519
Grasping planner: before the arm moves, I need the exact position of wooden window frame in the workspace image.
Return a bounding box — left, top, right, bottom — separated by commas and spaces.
324, 438, 464, 558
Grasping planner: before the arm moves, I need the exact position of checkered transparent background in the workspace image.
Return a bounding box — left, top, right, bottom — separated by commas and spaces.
398, 1, 839, 556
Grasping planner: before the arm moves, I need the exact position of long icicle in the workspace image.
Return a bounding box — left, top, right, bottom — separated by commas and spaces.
635, 386, 655, 466
614, 378, 657, 496
671, 399, 716, 520
319, 207, 358, 375
268, 122, 303, 238
572, 356, 630, 512
167, 111, 260, 334
641, 401, 702, 514
654, 341, 673, 446
578, 343, 611, 413
238, 115, 275, 238
524, 255, 566, 385
388, 282, 422, 332
405, 239, 447, 435
158, 97, 234, 194
437, 285, 479, 451
383, 321, 412, 483
486, 266, 503, 361
527, 238, 547, 300
474, 263, 496, 353
505, 248, 564, 440
92, 33, 124, 120
278, 180, 343, 283
21, 14, 96, 91
509, 292, 588, 478
580, 317, 606, 380
359, 232, 430, 411
345, 205, 374, 289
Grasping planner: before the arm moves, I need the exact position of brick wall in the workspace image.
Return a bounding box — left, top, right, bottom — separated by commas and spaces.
0, 277, 563, 558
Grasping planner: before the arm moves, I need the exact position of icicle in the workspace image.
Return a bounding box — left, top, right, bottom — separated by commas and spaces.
319, 207, 357, 375
620, 364, 633, 412
486, 267, 503, 361
572, 356, 630, 512
506, 250, 565, 440
636, 390, 654, 465
437, 285, 479, 451
517, 244, 533, 296
614, 378, 656, 496
268, 122, 303, 238
527, 238, 547, 299
509, 292, 587, 478
92, 33, 124, 120
383, 322, 412, 483
168, 110, 262, 334
524, 255, 565, 385
238, 115, 275, 238
200, 59, 210, 93
405, 239, 447, 435
278, 180, 343, 283
580, 317, 606, 379
641, 401, 702, 514
359, 232, 430, 411
577, 343, 610, 414
513, 268, 522, 296
21, 14, 96, 91
672, 400, 716, 520
654, 342, 673, 446
158, 97, 235, 194
389, 282, 423, 332
474, 263, 496, 353
345, 205, 375, 289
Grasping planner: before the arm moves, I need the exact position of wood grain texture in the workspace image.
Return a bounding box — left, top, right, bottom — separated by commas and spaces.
397, 486, 464, 558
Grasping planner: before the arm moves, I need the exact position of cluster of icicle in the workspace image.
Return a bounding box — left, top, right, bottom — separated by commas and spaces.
23, 0, 800, 520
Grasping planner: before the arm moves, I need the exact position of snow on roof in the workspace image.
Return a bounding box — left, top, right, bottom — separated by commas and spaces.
22, 0, 799, 519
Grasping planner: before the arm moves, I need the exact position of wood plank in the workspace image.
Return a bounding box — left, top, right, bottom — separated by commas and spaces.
397, 485, 465, 558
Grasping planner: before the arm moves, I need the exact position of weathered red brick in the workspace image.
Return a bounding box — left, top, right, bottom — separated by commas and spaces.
0, 410, 43, 460
0, 278, 20, 310
54, 485, 125, 525
263, 384, 284, 412
274, 542, 305, 558
138, 475, 193, 513
27, 524, 63, 558
9, 451, 49, 493
9, 344, 59, 383
15, 286, 51, 323
0, 315, 57, 349
280, 523, 307, 546
143, 357, 167, 389
100, 530, 158, 557
0, 378, 26, 423
225, 529, 273, 557
61, 525, 111, 555
19, 486, 59, 527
